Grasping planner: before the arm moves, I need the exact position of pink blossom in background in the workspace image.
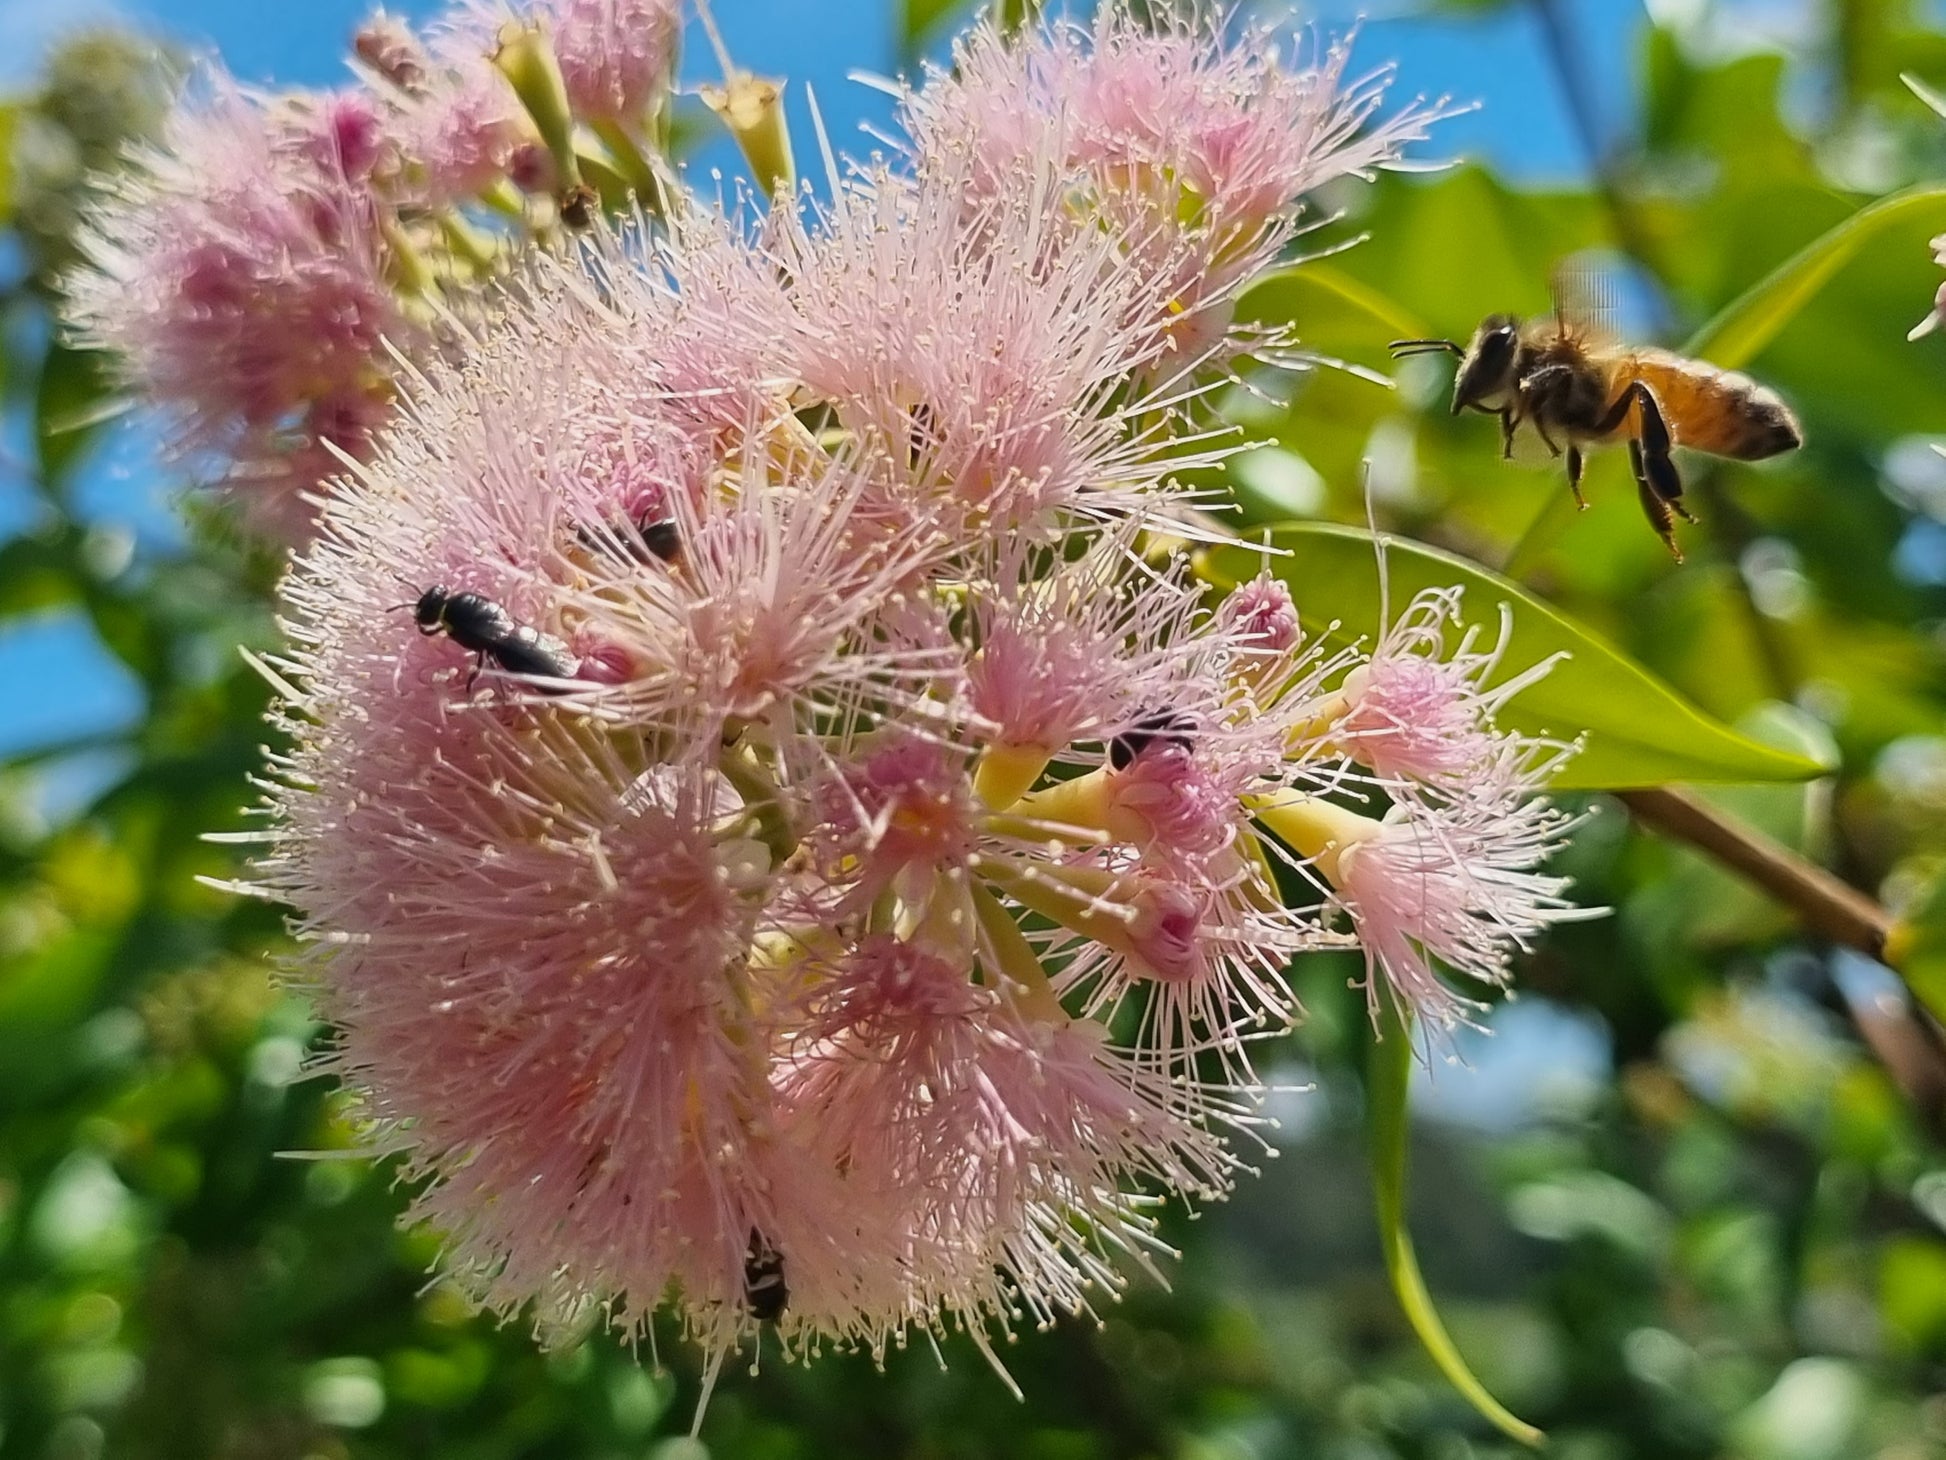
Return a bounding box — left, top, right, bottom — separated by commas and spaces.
536, 0, 682, 128
67, 0, 689, 543
389, 52, 528, 205
68, 81, 408, 538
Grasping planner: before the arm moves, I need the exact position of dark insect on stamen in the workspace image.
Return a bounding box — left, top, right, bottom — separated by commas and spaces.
558, 183, 598, 231
576, 513, 682, 566
1109, 709, 1197, 771
403, 584, 578, 691
743, 1228, 788, 1323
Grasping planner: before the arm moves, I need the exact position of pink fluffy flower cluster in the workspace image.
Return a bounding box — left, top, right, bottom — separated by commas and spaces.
66, 0, 681, 540
220, 4, 1578, 1380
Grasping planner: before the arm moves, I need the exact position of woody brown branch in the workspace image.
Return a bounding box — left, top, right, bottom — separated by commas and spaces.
1620, 787, 1946, 1136
1618, 786, 1892, 958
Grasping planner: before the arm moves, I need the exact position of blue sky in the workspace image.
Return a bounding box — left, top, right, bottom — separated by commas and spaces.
1, 0, 1649, 178
0, 0, 1656, 783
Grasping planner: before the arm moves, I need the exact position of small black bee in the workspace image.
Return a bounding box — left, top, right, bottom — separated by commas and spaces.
743, 1229, 788, 1324
409, 585, 578, 690
558, 183, 598, 231
906, 402, 938, 470
576, 513, 682, 567
1109, 709, 1197, 771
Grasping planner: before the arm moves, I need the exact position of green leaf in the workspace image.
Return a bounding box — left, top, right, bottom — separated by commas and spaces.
37, 341, 117, 484
1890, 865, 1946, 1027
1902, 71, 1946, 120
899, 0, 1036, 62
1687, 182, 1946, 368
1199, 523, 1833, 790
0, 102, 18, 218
1236, 262, 1434, 343
899, 0, 971, 60
1369, 1005, 1543, 1448
1500, 490, 1581, 581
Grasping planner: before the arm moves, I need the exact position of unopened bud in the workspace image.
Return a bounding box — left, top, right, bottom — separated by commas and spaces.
493, 22, 583, 197
699, 72, 795, 198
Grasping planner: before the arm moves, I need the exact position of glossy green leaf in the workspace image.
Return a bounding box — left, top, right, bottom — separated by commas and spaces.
1200, 523, 1833, 789
37, 341, 116, 485
1889, 866, 1946, 1027
0, 103, 18, 219
1369, 1005, 1543, 1448
1687, 182, 1946, 368
1902, 71, 1946, 119
1237, 262, 1434, 343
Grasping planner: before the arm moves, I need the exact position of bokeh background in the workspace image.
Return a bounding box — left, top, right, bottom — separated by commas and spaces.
2, 0, 1945, 1456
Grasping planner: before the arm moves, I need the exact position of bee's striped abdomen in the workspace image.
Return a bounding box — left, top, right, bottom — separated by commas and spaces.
1625, 350, 1802, 460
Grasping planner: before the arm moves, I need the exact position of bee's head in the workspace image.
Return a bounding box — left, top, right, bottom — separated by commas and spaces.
413, 585, 450, 630
1452, 315, 1521, 415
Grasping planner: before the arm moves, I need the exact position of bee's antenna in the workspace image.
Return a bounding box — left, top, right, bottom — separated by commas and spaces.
1387, 339, 1464, 359
389, 573, 427, 615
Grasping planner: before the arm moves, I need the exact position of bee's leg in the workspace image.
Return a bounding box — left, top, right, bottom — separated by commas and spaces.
465, 652, 484, 693
1628, 438, 1685, 562
1499, 409, 1518, 460
1629, 383, 1699, 523
1565, 445, 1589, 510
1515, 368, 1567, 456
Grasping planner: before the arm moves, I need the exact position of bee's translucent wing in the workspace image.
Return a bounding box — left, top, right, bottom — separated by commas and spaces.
1549, 255, 1623, 347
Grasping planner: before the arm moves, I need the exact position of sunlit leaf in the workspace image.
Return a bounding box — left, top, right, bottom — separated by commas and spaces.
1902, 71, 1946, 119
1369, 1005, 1544, 1448
1199, 523, 1833, 789
899, 0, 962, 56
1687, 183, 1946, 368
1889, 865, 1946, 1026
1237, 262, 1434, 343
0, 102, 17, 217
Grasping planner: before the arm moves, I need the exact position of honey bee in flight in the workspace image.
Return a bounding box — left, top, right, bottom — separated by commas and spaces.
1389, 290, 1802, 560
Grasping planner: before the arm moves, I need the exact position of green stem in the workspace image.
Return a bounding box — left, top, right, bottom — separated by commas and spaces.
591, 118, 665, 217
969, 882, 1066, 1023
719, 746, 796, 866
1369, 1003, 1545, 1448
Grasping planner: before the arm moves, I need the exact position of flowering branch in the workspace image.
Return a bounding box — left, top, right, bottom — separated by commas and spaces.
1617, 786, 1893, 961
72, 0, 1569, 1424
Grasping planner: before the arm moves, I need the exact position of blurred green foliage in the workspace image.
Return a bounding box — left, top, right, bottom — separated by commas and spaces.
3, 5, 1946, 1459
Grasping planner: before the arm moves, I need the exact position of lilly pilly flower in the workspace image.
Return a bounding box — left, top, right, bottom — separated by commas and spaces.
67, 1, 687, 543
536, 0, 681, 130
216, 0, 1582, 1391
901, 6, 1451, 364
242, 193, 1320, 1369
68, 79, 410, 540
1258, 772, 1583, 1032
771, 166, 1210, 537
1329, 586, 1564, 789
